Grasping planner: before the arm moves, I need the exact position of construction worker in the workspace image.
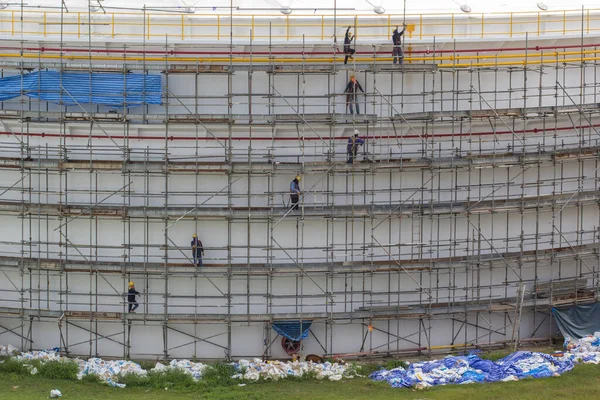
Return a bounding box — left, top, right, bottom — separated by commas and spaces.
128, 281, 139, 313
347, 130, 365, 164
191, 233, 204, 267
392, 24, 407, 65
343, 26, 355, 64
290, 175, 302, 210
344, 75, 364, 114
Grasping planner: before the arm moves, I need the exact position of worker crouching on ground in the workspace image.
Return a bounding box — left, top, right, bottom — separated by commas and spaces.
347, 130, 365, 164
191, 233, 204, 267
128, 281, 140, 313
344, 75, 364, 114
290, 175, 302, 210
343, 26, 355, 64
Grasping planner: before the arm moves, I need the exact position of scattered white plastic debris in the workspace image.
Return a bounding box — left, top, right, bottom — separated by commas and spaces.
233, 358, 358, 381
238, 383, 246, 387
0, 344, 18, 357
163, 359, 209, 380
49, 389, 62, 398
30, 367, 38, 375
152, 362, 166, 372
559, 332, 600, 364
15, 350, 63, 363
77, 357, 146, 387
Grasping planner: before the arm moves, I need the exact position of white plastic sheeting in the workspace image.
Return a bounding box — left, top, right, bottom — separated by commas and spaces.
0, 344, 18, 357
77, 358, 147, 388
153, 359, 210, 380
233, 358, 359, 381
560, 332, 600, 364
11, 349, 145, 388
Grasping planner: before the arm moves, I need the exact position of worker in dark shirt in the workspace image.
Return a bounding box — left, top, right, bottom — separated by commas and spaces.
128, 281, 139, 313
191, 233, 204, 267
344, 75, 365, 114
347, 130, 365, 164
289, 175, 302, 210
343, 26, 355, 65
392, 24, 407, 64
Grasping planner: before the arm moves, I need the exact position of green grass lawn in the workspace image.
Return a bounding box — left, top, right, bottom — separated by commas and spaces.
2, 363, 600, 400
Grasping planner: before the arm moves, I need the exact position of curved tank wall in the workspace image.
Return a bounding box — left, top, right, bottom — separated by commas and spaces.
0, 8, 598, 360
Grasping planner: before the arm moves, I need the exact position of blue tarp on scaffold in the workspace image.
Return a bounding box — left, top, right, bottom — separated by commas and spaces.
552, 304, 600, 340
272, 321, 313, 341
0, 71, 162, 107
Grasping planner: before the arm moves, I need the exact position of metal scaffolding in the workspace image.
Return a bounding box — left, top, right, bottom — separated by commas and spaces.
0, 6, 599, 361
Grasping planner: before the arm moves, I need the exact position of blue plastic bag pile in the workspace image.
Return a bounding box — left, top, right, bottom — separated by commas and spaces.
370, 351, 574, 389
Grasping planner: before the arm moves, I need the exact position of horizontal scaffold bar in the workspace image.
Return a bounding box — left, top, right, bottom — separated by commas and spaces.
0, 189, 596, 219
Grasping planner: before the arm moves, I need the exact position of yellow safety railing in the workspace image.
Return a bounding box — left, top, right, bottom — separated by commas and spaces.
0, 8, 599, 41
1, 48, 600, 69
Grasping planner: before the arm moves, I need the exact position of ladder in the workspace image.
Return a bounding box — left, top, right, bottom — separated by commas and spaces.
411, 212, 421, 260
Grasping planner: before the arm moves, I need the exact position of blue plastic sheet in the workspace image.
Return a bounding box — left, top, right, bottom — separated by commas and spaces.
0, 71, 162, 107
370, 351, 574, 389
272, 320, 312, 341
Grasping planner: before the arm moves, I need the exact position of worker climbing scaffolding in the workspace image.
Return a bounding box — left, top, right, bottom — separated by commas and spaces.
347, 130, 365, 164
343, 26, 355, 64
128, 282, 140, 313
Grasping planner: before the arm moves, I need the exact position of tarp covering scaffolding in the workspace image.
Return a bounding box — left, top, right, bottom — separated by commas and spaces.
0, 71, 162, 107
552, 305, 600, 340
272, 321, 313, 341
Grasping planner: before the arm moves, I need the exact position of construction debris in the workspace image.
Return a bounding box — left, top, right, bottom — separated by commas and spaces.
233, 358, 359, 381
371, 334, 600, 389
77, 358, 146, 388
0, 344, 18, 357
152, 359, 210, 380
370, 351, 574, 389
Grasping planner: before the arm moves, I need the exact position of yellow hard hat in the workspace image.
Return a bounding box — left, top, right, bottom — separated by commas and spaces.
192, 233, 197, 237
295, 175, 301, 181
128, 281, 134, 287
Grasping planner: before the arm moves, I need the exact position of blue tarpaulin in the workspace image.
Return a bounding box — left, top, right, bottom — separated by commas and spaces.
272, 321, 312, 341
370, 351, 575, 388
552, 304, 600, 339
0, 71, 162, 107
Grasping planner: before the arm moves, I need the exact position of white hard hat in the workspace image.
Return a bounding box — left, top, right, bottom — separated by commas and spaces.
354, 129, 360, 136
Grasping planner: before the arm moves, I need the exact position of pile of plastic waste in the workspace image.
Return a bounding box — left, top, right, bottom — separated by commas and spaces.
372, 333, 600, 389
233, 358, 358, 381
9, 348, 145, 388
370, 351, 574, 389
559, 332, 600, 364
152, 359, 209, 380
14, 349, 64, 363
77, 358, 147, 388
0, 344, 18, 357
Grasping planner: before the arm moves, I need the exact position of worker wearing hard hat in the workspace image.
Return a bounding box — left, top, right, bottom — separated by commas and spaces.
191, 233, 204, 267
344, 74, 364, 114
290, 175, 302, 211
128, 281, 140, 313
347, 130, 365, 164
